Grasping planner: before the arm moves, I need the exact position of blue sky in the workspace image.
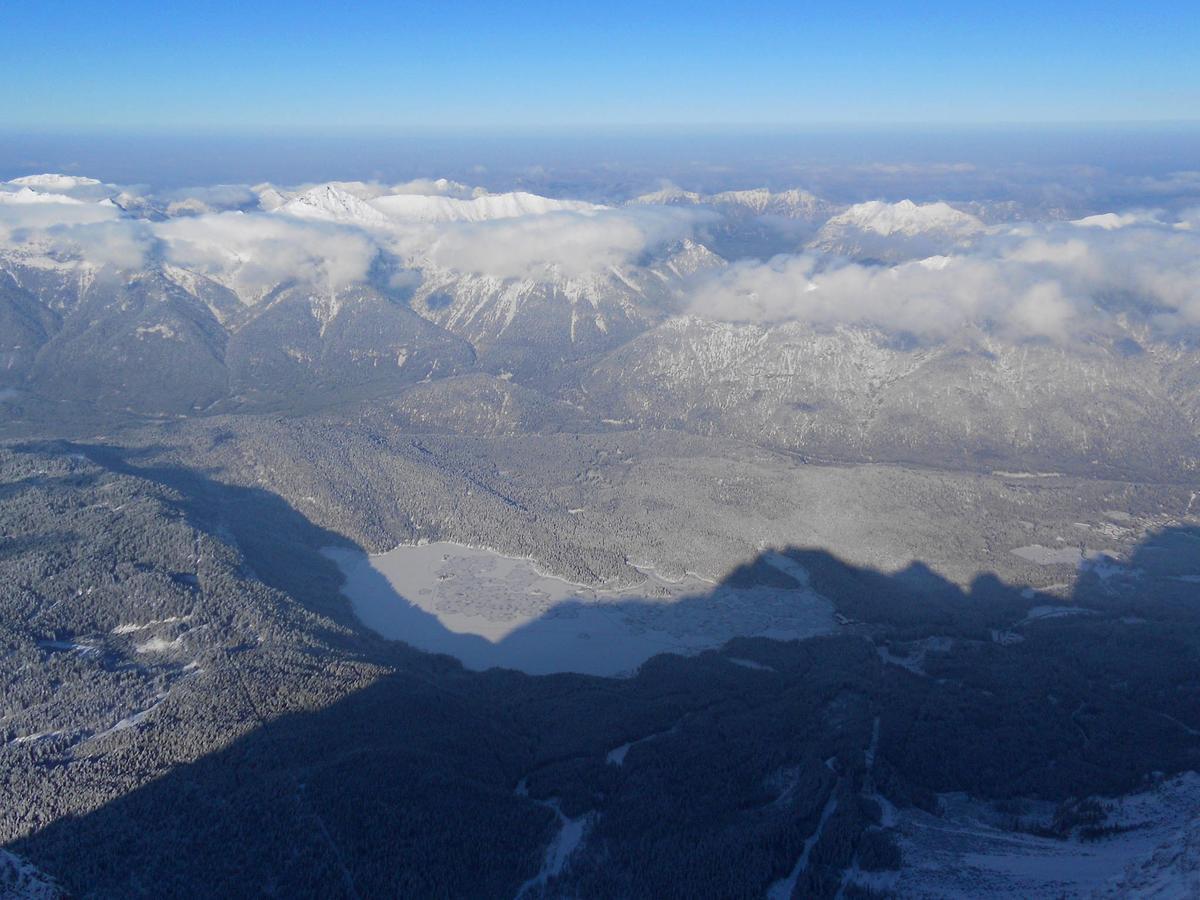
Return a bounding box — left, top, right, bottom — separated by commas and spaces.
4, 1, 1198, 130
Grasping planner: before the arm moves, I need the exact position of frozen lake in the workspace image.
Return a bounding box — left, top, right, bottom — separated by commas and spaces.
324, 542, 834, 676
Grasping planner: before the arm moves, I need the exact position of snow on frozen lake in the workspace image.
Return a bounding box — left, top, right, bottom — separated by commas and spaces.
1011, 544, 1097, 566
323, 542, 834, 676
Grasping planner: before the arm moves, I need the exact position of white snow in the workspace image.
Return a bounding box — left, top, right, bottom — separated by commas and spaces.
111, 615, 189, 634
1012, 544, 1109, 567
822, 199, 985, 238
370, 190, 601, 223
1018, 604, 1097, 625
893, 773, 1200, 898
605, 724, 679, 766
628, 185, 830, 219
323, 542, 834, 676
515, 800, 594, 898
768, 790, 840, 900
135, 323, 179, 340
992, 471, 1065, 479
0, 848, 61, 899
727, 656, 774, 671
276, 184, 395, 226
631, 187, 703, 205
4, 730, 62, 748
761, 550, 811, 586
135, 635, 183, 654
276, 183, 603, 227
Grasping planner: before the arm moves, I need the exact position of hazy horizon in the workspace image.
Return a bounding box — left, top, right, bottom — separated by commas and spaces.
4, 123, 1199, 197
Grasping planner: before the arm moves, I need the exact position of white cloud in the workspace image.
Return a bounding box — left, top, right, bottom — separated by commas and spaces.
0, 187, 84, 206
1, 171, 713, 291
267, 177, 479, 205
161, 184, 259, 215
0, 196, 153, 268
1070, 211, 1163, 230
8, 174, 102, 191
419, 206, 712, 279
3, 171, 1193, 341
166, 198, 213, 217
388, 177, 480, 199
156, 212, 379, 299
688, 212, 1200, 341
58, 219, 156, 269
688, 253, 1084, 341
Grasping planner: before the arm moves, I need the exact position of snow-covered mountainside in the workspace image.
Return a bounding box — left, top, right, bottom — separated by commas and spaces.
579, 315, 1200, 479
710, 187, 833, 219
370, 190, 601, 223
628, 186, 838, 257
2, 164, 1200, 899
0, 848, 61, 899
631, 185, 834, 220
409, 240, 724, 370
276, 183, 398, 226
277, 183, 602, 225
1, 171, 1198, 480
810, 199, 987, 260
823, 199, 985, 238
889, 774, 1200, 898
631, 186, 704, 205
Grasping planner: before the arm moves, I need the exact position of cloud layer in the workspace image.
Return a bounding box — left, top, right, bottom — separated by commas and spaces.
157, 213, 380, 297
421, 206, 710, 279
687, 211, 1200, 341
2, 172, 1198, 342
0, 175, 713, 297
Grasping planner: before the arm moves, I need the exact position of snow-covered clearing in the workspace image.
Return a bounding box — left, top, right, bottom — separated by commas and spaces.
514, 799, 594, 899
891, 773, 1200, 897
767, 790, 840, 900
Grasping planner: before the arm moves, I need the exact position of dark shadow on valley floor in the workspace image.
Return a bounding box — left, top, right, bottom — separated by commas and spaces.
3, 443, 1199, 898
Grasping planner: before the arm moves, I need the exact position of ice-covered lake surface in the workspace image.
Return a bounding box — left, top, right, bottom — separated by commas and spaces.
323, 542, 834, 676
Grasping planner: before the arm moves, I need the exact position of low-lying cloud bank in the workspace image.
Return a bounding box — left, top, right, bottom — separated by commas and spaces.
687, 212, 1200, 341
156, 213, 380, 299
0, 175, 712, 293
3, 172, 1198, 343
422, 206, 709, 279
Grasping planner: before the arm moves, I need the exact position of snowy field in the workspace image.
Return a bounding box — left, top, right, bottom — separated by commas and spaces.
889, 774, 1200, 898
324, 542, 834, 675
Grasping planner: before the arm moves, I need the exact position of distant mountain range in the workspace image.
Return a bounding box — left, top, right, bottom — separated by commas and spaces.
2, 170, 1200, 899
2, 174, 1197, 480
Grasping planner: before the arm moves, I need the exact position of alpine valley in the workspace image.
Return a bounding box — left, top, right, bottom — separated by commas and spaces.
1, 169, 1198, 899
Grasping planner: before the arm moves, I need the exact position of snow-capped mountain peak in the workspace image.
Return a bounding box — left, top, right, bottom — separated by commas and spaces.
824, 199, 984, 237
631, 187, 704, 206
251, 183, 290, 212
369, 190, 603, 223
709, 187, 830, 218
629, 186, 832, 220
276, 184, 396, 226
7, 173, 103, 191
275, 184, 604, 227
809, 199, 987, 261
